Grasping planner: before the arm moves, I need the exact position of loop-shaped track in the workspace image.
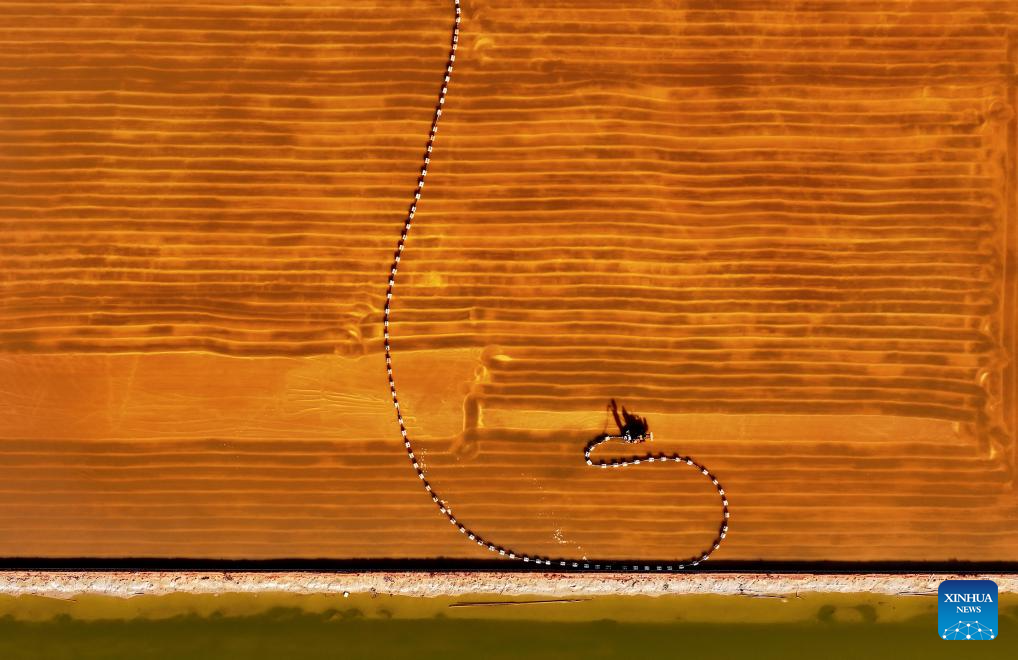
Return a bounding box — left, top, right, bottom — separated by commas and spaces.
382, 0, 730, 571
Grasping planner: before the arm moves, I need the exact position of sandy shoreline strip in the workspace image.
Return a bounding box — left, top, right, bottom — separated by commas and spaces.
0, 572, 1014, 599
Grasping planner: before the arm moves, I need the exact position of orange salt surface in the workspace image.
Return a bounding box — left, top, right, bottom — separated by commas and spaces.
0, 0, 1015, 563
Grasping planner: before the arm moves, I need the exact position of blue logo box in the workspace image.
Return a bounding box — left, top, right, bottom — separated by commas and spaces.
938, 579, 998, 640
